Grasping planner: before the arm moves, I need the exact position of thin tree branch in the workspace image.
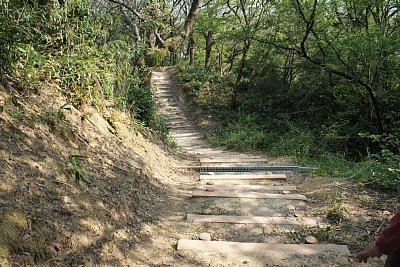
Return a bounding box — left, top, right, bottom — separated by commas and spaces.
106, 0, 147, 22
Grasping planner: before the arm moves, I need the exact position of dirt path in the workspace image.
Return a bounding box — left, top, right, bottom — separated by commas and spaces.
140, 67, 370, 267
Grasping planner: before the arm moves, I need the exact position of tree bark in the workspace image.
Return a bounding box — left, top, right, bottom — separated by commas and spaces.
231, 40, 251, 109
187, 34, 196, 65
162, 0, 201, 52
204, 31, 215, 69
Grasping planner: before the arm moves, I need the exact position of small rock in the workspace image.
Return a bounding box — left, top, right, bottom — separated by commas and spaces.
206, 181, 214, 185
243, 259, 250, 264
199, 232, 211, 241
294, 211, 305, 217
282, 190, 291, 194
305, 235, 318, 244
203, 208, 212, 214
205, 187, 214, 191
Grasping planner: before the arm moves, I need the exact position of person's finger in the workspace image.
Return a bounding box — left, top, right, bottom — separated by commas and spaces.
356, 253, 368, 263
358, 258, 366, 263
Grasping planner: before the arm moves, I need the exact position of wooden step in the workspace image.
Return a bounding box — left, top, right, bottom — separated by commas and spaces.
155, 92, 174, 96
177, 240, 351, 256
200, 173, 286, 181
200, 157, 268, 163
198, 184, 297, 192
187, 214, 320, 226
192, 190, 308, 200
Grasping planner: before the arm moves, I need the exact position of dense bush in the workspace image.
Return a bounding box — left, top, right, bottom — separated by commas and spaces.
0, 0, 170, 139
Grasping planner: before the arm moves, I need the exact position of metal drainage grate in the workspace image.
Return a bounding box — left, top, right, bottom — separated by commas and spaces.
199, 166, 315, 173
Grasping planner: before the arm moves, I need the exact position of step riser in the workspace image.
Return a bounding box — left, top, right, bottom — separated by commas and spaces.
187, 214, 320, 226
177, 240, 351, 256
192, 190, 307, 200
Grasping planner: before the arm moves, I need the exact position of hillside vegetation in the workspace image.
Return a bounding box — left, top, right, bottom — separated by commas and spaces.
174, 0, 400, 191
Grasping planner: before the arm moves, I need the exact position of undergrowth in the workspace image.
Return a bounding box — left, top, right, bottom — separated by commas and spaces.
176, 64, 400, 192
0, 0, 171, 144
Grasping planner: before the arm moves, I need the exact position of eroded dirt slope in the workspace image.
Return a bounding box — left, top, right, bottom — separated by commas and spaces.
0, 75, 198, 266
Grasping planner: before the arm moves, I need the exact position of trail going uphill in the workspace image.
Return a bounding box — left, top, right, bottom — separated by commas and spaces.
151, 67, 353, 267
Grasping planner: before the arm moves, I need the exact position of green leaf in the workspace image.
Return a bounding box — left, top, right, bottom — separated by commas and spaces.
69, 155, 93, 185
16, 46, 26, 53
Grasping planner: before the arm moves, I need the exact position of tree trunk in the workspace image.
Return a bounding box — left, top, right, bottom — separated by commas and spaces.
162, 0, 201, 52
144, 31, 156, 66
363, 83, 385, 134
179, 0, 201, 43
187, 34, 196, 65
283, 51, 295, 89
231, 40, 251, 109
204, 31, 215, 69
218, 44, 223, 76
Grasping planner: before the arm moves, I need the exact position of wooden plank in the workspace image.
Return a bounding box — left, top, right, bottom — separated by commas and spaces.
200, 173, 286, 181
187, 214, 320, 226
198, 184, 297, 192
174, 165, 202, 169
192, 190, 308, 200
200, 157, 268, 163
177, 240, 351, 256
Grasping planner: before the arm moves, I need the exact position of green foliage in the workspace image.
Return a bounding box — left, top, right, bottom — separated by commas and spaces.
177, 51, 400, 191
207, 114, 266, 150
0, 0, 172, 143
177, 64, 232, 112
9, 108, 25, 121
178, 64, 222, 90
174, 0, 400, 191
127, 85, 155, 125
69, 155, 92, 185
0, 0, 143, 105
125, 84, 173, 144
353, 150, 400, 191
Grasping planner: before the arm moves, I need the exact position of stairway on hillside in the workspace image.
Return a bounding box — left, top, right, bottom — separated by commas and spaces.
151, 67, 352, 267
